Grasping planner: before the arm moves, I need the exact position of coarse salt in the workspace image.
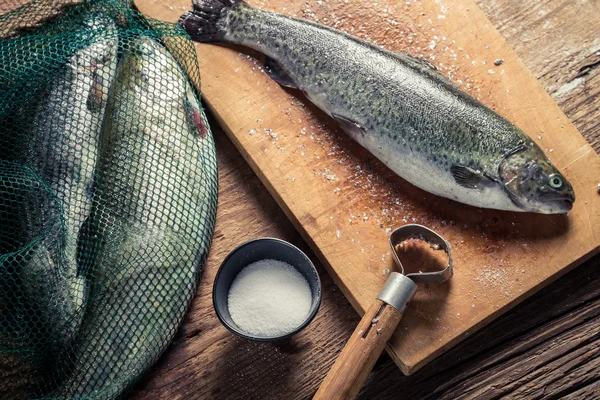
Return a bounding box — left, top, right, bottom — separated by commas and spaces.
228, 259, 312, 337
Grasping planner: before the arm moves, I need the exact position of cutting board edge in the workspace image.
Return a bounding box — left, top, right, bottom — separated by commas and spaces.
388, 244, 600, 375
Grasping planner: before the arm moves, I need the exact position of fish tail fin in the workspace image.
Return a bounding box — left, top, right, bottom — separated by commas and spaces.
179, 0, 245, 43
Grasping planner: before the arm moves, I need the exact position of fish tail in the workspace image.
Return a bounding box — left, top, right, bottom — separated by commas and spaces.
179, 0, 245, 43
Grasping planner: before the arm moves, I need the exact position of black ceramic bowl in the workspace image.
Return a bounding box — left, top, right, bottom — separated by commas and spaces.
213, 238, 322, 341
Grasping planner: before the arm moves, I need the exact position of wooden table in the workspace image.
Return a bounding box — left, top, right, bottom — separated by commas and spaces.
3, 0, 598, 398
128, 1, 600, 399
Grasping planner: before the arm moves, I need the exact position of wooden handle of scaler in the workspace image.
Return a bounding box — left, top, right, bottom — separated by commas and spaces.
313, 299, 404, 400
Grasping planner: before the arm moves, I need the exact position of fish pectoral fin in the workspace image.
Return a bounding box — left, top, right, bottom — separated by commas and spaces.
450, 165, 496, 190
86, 77, 107, 112
264, 57, 298, 89
332, 113, 367, 140
506, 188, 524, 208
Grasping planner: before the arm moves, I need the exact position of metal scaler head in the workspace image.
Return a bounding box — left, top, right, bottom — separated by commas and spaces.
377, 224, 453, 314
389, 224, 453, 283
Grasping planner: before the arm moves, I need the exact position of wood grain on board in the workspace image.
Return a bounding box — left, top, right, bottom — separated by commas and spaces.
134, 0, 600, 374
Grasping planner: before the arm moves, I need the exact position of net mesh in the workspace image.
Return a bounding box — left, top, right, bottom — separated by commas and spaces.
0, 1, 218, 398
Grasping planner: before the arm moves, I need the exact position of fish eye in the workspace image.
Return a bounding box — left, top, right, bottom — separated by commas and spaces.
549, 174, 563, 189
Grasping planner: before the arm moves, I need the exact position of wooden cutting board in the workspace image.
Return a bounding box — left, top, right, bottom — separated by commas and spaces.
135, 0, 600, 374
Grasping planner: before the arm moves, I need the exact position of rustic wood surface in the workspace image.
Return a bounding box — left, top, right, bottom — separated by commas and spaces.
130, 0, 600, 398
2, 0, 599, 398
133, 0, 600, 375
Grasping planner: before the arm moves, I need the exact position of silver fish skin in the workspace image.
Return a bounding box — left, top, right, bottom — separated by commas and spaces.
25, 14, 118, 323
54, 36, 218, 399
180, 0, 575, 214
0, 15, 118, 396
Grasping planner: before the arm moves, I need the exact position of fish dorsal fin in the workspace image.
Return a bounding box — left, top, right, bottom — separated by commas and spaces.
404, 53, 438, 71
450, 165, 496, 190
391, 51, 438, 71
264, 57, 298, 89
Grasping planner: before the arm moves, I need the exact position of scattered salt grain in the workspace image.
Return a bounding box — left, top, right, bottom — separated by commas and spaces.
264, 128, 278, 139
228, 259, 312, 337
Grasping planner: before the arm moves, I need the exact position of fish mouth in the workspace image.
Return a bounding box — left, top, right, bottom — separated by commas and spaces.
540, 191, 575, 209
505, 189, 575, 214
540, 191, 575, 201
550, 199, 574, 214
541, 194, 575, 214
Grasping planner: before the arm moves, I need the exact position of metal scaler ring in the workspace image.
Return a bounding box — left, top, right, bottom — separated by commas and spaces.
389, 224, 454, 284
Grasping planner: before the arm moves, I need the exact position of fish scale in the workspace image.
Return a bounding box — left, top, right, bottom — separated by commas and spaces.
181, 0, 575, 214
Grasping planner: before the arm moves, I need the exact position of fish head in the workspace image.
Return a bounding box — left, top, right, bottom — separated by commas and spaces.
499, 145, 575, 214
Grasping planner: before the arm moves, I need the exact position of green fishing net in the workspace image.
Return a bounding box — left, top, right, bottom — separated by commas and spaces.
0, 1, 218, 398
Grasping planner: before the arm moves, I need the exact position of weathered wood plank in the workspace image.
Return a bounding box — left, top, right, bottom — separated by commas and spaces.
2, 0, 599, 398
475, 0, 600, 153
134, 0, 600, 393
134, 0, 600, 397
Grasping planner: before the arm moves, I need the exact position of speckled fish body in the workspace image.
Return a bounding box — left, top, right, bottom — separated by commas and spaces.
53, 36, 218, 399
24, 14, 118, 325
180, 0, 575, 214
0, 16, 118, 397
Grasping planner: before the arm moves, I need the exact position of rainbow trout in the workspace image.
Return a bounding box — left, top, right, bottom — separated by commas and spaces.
180, 0, 575, 214
0, 15, 118, 398
25, 14, 118, 327
53, 36, 218, 398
